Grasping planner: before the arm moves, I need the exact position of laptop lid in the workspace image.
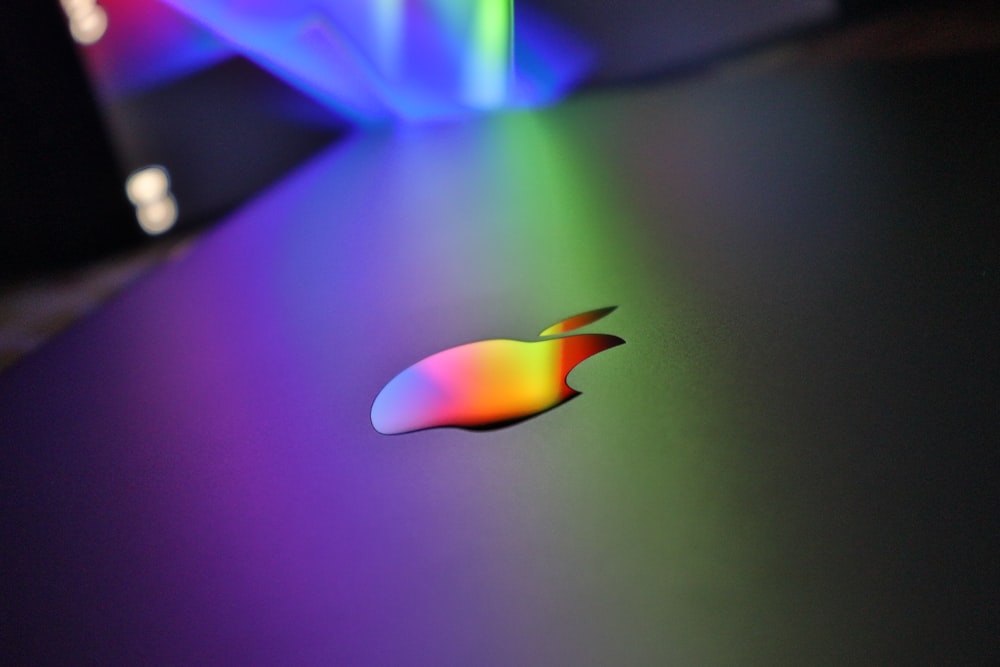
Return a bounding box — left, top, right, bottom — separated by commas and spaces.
2, 54, 997, 665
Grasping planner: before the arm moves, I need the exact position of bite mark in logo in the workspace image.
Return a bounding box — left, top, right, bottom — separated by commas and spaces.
371, 307, 625, 435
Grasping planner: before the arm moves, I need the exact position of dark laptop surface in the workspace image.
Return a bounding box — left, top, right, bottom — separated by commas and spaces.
2, 54, 998, 665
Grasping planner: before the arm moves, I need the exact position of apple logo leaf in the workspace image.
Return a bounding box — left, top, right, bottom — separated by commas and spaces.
539, 305, 617, 337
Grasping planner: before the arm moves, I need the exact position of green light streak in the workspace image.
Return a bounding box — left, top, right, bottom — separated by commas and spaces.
465, 0, 513, 108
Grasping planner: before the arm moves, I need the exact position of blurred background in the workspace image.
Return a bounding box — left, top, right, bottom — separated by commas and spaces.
1, 0, 998, 371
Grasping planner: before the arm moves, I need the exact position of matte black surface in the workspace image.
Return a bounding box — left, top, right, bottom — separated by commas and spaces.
2, 53, 998, 665
531, 0, 835, 81
0, 2, 137, 278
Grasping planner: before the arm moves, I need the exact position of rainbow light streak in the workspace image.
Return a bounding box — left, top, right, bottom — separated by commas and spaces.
371, 308, 624, 434
152, 0, 590, 123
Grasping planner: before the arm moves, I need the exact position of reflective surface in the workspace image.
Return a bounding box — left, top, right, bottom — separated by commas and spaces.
2, 55, 998, 665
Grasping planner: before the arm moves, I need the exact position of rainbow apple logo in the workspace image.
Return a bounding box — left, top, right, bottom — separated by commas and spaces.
371, 307, 625, 435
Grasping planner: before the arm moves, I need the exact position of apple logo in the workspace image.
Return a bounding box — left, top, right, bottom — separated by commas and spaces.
371, 307, 625, 435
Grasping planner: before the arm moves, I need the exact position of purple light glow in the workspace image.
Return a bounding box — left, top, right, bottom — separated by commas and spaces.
80, 0, 232, 97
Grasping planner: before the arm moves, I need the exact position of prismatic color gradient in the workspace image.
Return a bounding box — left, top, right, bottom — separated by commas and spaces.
371, 308, 625, 434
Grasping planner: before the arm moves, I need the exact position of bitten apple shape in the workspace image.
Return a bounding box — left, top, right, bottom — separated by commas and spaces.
371, 307, 625, 435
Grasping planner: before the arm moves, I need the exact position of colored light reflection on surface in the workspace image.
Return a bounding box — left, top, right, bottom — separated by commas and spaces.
3, 61, 987, 665
371, 308, 624, 434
